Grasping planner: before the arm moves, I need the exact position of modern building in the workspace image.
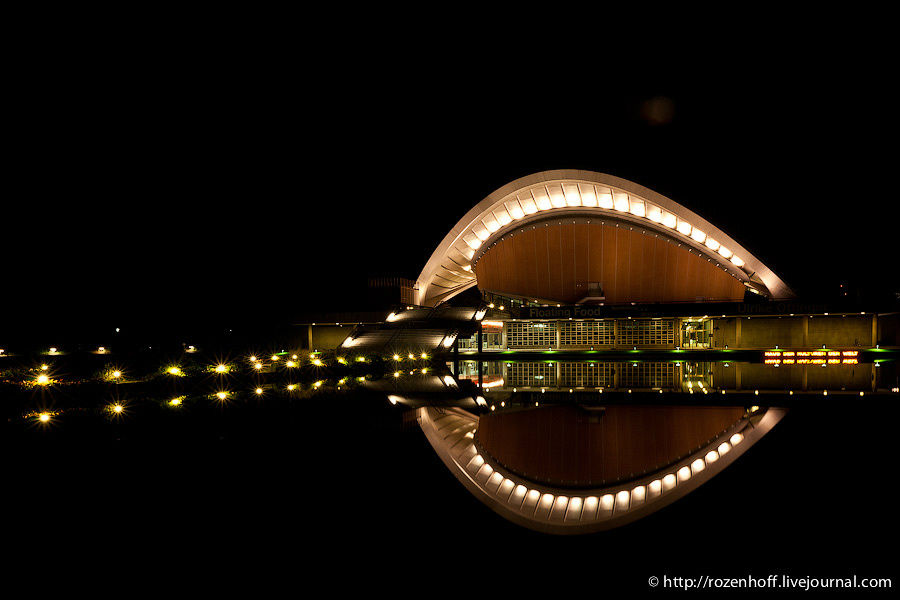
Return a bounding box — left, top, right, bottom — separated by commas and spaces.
416, 169, 793, 307
323, 169, 897, 359
342, 169, 897, 534
406, 169, 896, 354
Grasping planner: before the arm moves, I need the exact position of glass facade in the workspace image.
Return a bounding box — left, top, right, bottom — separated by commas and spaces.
617, 319, 675, 347
456, 318, 680, 351
506, 321, 557, 349
682, 318, 713, 349
559, 320, 615, 347
458, 330, 502, 350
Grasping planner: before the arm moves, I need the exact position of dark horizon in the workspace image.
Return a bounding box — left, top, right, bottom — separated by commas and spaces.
5, 76, 898, 347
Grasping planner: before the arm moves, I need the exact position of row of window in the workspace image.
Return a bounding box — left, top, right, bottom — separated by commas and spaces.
617, 319, 676, 347
559, 320, 616, 346
505, 319, 675, 348
506, 322, 558, 349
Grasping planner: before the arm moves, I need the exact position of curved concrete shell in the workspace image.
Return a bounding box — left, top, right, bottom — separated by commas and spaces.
416, 170, 793, 306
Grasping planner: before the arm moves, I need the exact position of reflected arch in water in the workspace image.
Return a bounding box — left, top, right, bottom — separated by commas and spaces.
417, 403, 786, 534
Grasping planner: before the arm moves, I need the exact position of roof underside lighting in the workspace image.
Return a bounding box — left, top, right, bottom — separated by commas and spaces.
438, 179, 760, 305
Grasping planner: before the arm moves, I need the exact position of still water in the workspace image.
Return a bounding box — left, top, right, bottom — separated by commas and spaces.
2, 350, 897, 587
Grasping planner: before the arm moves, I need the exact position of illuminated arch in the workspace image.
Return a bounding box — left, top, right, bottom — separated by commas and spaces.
415, 170, 793, 306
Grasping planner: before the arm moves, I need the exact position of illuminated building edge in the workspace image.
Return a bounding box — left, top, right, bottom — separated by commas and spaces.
416, 170, 794, 307
417, 405, 786, 534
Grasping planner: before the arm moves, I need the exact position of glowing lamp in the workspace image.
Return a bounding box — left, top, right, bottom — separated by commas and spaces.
690, 228, 706, 243
661, 211, 677, 228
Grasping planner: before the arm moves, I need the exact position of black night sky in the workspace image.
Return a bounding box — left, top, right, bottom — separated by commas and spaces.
5, 54, 898, 349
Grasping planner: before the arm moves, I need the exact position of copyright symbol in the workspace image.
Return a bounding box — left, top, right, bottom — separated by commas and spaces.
649, 576, 659, 587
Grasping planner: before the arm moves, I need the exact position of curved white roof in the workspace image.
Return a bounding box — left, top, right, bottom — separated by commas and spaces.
415, 170, 793, 306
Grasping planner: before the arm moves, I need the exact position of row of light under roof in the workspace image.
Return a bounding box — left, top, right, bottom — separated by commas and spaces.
464, 425, 746, 523
457, 183, 745, 269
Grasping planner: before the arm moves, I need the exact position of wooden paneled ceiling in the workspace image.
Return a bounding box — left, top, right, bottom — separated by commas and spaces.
473, 220, 746, 304
476, 404, 745, 487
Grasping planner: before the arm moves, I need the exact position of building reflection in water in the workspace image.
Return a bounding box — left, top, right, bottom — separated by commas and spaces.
453, 358, 879, 394
370, 362, 791, 535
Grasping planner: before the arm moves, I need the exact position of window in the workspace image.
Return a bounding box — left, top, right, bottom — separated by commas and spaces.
617, 319, 675, 347
506, 321, 557, 348
559, 320, 615, 347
